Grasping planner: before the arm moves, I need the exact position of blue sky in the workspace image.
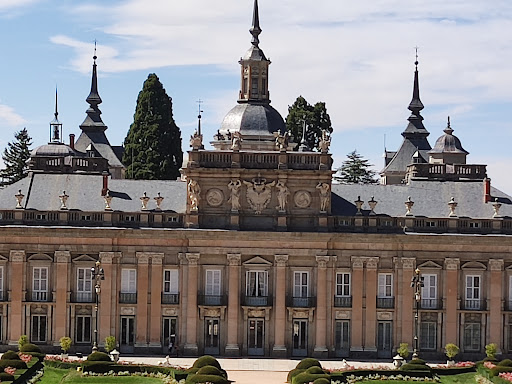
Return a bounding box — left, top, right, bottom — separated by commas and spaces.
1, 0, 512, 192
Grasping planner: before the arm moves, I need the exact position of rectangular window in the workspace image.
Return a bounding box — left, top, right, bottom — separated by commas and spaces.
421, 274, 437, 308
246, 271, 268, 297
464, 322, 480, 351
31, 315, 47, 343
465, 275, 480, 310
33, 267, 48, 301
121, 269, 137, 293
205, 270, 221, 296
76, 315, 91, 343
336, 273, 351, 297
293, 272, 309, 298
420, 321, 437, 350
163, 270, 179, 294
77, 268, 93, 302
378, 273, 393, 298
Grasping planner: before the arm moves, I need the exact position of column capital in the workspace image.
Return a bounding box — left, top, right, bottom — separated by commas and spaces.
316, 256, 330, 268
55, 251, 71, 263
351, 257, 364, 270
9, 250, 25, 263
186, 253, 200, 265
444, 258, 460, 270
366, 257, 379, 269
151, 253, 164, 265
274, 254, 288, 267
401, 257, 416, 270
489, 259, 504, 271
227, 253, 241, 266
99, 252, 119, 264
136, 252, 151, 265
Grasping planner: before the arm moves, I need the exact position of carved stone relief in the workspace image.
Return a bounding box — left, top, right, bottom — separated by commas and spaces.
243, 177, 275, 214
489, 259, 504, 271
335, 310, 351, 320
163, 308, 178, 317
294, 191, 312, 209
121, 307, 136, 316
206, 188, 224, 207
274, 255, 289, 267
227, 253, 241, 266
445, 258, 460, 270
377, 312, 393, 321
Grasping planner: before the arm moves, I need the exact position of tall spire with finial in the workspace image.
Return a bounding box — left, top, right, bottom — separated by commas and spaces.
50, 86, 62, 143
250, 0, 261, 47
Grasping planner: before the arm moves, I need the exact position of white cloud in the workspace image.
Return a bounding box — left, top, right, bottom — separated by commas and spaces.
0, 104, 26, 127
0, 0, 40, 13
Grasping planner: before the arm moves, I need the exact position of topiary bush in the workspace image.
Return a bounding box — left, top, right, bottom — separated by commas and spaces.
296, 358, 321, 370
1, 351, 20, 360
499, 359, 512, 367
0, 372, 14, 382
192, 355, 222, 370
196, 365, 227, 378
306, 366, 326, 375
287, 368, 304, 383
0, 359, 28, 369
20, 343, 41, 353
292, 371, 330, 384
313, 378, 330, 384
87, 351, 111, 361
400, 358, 432, 372
490, 365, 512, 377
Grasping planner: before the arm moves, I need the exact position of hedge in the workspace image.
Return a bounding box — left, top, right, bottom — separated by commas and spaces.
0, 360, 28, 370
19, 344, 41, 353
0, 372, 14, 381
491, 366, 512, 377
87, 352, 111, 362
432, 366, 476, 376
295, 358, 321, 370
1, 351, 20, 360
292, 371, 330, 384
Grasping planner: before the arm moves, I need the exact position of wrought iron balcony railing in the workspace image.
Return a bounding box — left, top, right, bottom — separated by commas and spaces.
198, 295, 227, 306
376, 297, 395, 309
119, 292, 137, 304
286, 296, 316, 308
334, 296, 352, 308
242, 295, 271, 306
161, 293, 180, 305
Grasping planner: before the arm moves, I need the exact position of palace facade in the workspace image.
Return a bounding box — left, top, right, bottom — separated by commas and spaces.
0, 0, 511, 360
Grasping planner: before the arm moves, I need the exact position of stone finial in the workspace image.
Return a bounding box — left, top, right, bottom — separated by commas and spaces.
59, 191, 69, 210
354, 196, 364, 215
140, 191, 150, 210
231, 131, 243, 151
448, 196, 457, 217
318, 129, 331, 153
368, 196, 377, 215
190, 130, 203, 150
405, 196, 414, 216
154, 192, 164, 211
15, 189, 24, 209
104, 190, 113, 211
492, 198, 502, 218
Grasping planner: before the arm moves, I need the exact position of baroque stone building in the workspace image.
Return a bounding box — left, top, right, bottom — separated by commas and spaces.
0, 0, 511, 360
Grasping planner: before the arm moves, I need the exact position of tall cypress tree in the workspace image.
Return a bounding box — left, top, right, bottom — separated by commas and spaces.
123, 74, 183, 180
1, 128, 32, 185
335, 150, 377, 184
286, 96, 332, 151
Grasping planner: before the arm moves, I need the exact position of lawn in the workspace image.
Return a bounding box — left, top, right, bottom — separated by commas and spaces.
357, 372, 479, 384
38, 367, 164, 384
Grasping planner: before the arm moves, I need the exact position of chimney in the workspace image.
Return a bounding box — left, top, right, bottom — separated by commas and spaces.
69, 134, 75, 150
484, 177, 491, 203
102, 171, 109, 196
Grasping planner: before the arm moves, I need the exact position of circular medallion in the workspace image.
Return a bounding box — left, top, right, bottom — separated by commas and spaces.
294, 190, 312, 208
206, 188, 224, 207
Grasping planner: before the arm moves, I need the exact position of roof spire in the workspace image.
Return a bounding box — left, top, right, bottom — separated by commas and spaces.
250, 0, 262, 47
444, 116, 454, 135
86, 41, 102, 107
408, 47, 424, 114
50, 86, 62, 143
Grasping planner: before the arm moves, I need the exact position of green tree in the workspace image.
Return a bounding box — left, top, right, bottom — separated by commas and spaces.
286, 96, 332, 151
123, 74, 183, 180
335, 150, 377, 184
1, 128, 32, 185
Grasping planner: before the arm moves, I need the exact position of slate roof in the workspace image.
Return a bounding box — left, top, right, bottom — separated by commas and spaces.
74, 131, 124, 168
220, 103, 286, 136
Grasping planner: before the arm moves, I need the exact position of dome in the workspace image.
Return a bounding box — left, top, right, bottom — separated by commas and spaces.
220, 103, 286, 137
428, 125, 468, 155
31, 143, 77, 157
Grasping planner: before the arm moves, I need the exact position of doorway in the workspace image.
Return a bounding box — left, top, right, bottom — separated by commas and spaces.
292, 319, 308, 357
120, 316, 135, 353
248, 318, 264, 356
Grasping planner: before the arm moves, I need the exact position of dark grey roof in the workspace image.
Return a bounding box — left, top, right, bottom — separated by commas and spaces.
31, 143, 77, 157
220, 103, 286, 137
0, 174, 186, 213
381, 137, 430, 174
429, 124, 468, 155
74, 131, 124, 168
332, 180, 512, 218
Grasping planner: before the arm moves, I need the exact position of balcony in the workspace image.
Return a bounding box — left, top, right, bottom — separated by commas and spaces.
286, 296, 316, 308
243, 295, 271, 307
461, 299, 486, 311
377, 297, 395, 309
161, 293, 180, 305
334, 296, 352, 308
420, 298, 443, 310
71, 292, 94, 303
119, 292, 137, 304
198, 295, 227, 306
28, 291, 53, 302
0, 291, 5, 301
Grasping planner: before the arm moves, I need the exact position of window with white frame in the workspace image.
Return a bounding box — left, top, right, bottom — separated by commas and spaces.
77, 268, 93, 302
336, 272, 351, 297
75, 315, 91, 343
465, 275, 480, 308
31, 315, 47, 342
32, 267, 48, 301
163, 269, 179, 294
205, 270, 221, 296
421, 274, 437, 308
121, 269, 137, 293
463, 322, 480, 351
378, 273, 393, 298
246, 271, 268, 297
420, 321, 437, 350
293, 271, 309, 298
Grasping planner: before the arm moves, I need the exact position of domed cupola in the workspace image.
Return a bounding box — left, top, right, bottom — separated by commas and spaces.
214, 0, 286, 150
428, 116, 468, 164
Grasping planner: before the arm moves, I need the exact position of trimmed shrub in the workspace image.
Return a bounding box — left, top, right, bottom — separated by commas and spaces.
186, 375, 229, 384
87, 351, 111, 361
22, 352, 46, 360
44, 359, 81, 370
292, 371, 330, 384
20, 343, 41, 353
0, 372, 14, 381
287, 368, 304, 382
306, 366, 325, 375
499, 359, 512, 367
491, 365, 512, 377
296, 358, 321, 370
196, 365, 226, 378
1, 351, 20, 360
192, 355, 222, 370
400, 359, 432, 372
0, 359, 28, 369
81, 360, 114, 373
432, 366, 476, 376
313, 378, 330, 384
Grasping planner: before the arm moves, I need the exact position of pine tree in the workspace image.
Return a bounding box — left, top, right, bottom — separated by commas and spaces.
335, 150, 377, 184
286, 96, 332, 151
123, 74, 183, 180
1, 128, 32, 185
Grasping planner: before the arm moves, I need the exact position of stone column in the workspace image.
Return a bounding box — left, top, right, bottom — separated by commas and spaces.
149, 253, 164, 348
350, 257, 364, 352
185, 253, 200, 355
313, 255, 330, 357
489, 259, 504, 351
444, 258, 460, 344
272, 254, 288, 357
8, 251, 25, 344
99, 252, 115, 345
135, 253, 150, 348
401, 258, 416, 346
225, 253, 241, 356
54, 251, 70, 342
364, 257, 379, 352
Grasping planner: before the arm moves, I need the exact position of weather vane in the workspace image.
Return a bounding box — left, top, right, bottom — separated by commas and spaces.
414, 46, 419, 65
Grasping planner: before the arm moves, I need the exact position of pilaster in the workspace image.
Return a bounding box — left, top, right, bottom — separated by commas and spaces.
400, 258, 416, 346
444, 258, 460, 344
272, 254, 288, 357
185, 253, 200, 355
489, 259, 504, 352
313, 255, 330, 357
350, 257, 364, 352
55, 251, 70, 341
135, 253, 150, 348
98, 252, 116, 343
364, 257, 379, 352
8, 250, 25, 344
149, 253, 164, 347
225, 253, 241, 356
